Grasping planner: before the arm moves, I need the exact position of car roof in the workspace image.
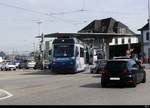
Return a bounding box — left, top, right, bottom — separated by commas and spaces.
113, 56, 130, 59
97, 59, 108, 61
108, 59, 134, 62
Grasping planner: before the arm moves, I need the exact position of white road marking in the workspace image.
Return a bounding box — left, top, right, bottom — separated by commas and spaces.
0, 89, 13, 101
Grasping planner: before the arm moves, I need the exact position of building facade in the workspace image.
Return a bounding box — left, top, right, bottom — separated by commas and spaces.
79, 17, 139, 58
40, 17, 140, 59
109, 37, 138, 46
138, 21, 149, 61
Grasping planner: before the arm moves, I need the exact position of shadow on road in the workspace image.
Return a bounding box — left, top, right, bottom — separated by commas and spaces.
21, 70, 79, 76
80, 83, 102, 88
80, 82, 129, 89
21, 70, 57, 75
82, 72, 92, 74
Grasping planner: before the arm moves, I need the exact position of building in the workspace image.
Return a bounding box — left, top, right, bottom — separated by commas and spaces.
37, 17, 139, 59
138, 20, 149, 62
0, 57, 3, 63
79, 17, 139, 58
44, 40, 53, 60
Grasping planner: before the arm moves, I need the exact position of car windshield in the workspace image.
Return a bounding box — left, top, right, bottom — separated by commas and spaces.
8, 62, 15, 65
28, 60, 34, 62
105, 61, 127, 70
54, 45, 74, 57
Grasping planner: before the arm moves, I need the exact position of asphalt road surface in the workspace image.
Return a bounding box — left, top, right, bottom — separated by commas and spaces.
0, 65, 149, 105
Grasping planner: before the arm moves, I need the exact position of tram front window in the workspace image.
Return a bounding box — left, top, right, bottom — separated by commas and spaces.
54, 45, 74, 57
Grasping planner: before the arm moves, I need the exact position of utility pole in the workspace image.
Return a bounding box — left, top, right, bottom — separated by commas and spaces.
36, 21, 44, 70
33, 42, 35, 60
36, 21, 42, 53
41, 33, 45, 70
148, 0, 150, 36
37, 21, 42, 36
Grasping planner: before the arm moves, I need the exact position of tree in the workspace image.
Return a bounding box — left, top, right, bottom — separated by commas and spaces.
0, 51, 6, 58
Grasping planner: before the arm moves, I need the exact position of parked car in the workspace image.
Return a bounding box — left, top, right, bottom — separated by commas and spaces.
14, 61, 20, 68
34, 61, 50, 70
26, 60, 36, 69
0, 62, 3, 69
101, 59, 146, 87
34, 62, 42, 70
1, 61, 16, 71
18, 60, 27, 69
90, 59, 107, 74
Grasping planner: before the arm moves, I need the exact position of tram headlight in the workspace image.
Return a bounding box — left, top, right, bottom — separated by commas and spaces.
53, 58, 57, 62
70, 62, 74, 65
52, 58, 57, 64
71, 57, 75, 60
52, 62, 56, 65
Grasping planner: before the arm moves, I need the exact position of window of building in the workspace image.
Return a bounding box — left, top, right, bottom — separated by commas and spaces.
115, 38, 118, 44
122, 38, 125, 44
128, 38, 131, 43
146, 32, 150, 40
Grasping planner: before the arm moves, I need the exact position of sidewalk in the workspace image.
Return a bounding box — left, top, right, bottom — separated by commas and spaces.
143, 63, 150, 69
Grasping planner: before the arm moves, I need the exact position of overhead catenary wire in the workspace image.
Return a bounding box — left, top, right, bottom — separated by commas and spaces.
49, 9, 86, 15
0, 2, 86, 25
0, 2, 144, 24
0, 2, 49, 15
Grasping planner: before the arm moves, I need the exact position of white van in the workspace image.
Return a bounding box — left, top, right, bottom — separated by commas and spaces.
26, 60, 36, 69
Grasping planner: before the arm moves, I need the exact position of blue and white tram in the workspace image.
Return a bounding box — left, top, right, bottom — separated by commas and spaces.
51, 38, 86, 73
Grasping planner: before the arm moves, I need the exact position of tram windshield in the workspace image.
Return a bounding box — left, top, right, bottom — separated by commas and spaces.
54, 45, 74, 57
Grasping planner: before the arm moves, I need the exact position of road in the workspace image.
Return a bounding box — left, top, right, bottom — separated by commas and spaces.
0, 65, 149, 105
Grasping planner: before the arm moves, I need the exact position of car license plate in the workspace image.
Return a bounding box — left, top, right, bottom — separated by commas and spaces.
110, 77, 120, 80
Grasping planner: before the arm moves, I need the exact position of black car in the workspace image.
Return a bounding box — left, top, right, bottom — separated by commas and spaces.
18, 60, 28, 69
101, 59, 146, 87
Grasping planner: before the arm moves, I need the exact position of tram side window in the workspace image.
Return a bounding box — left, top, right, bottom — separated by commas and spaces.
76, 47, 79, 57
49, 49, 52, 55
80, 48, 84, 57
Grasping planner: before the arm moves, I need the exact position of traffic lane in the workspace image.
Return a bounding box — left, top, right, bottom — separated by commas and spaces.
2, 77, 149, 105
0, 70, 92, 91
21, 74, 150, 105
0, 69, 149, 105
0, 70, 147, 105
31, 69, 150, 105
0, 71, 97, 105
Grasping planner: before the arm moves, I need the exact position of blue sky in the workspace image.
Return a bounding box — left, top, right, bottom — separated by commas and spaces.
0, 0, 148, 53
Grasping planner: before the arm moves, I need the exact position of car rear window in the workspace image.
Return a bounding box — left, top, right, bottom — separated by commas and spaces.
105, 61, 127, 70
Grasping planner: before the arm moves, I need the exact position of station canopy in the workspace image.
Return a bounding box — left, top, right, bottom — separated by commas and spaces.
36, 17, 140, 39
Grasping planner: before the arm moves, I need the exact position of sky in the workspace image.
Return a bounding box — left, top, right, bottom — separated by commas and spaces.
0, 0, 148, 54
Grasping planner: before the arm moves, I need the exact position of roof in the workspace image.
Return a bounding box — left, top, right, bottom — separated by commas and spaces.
36, 32, 140, 39
138, 23, 149, 31
36, 17, 140, 39
78, 17, 136, 35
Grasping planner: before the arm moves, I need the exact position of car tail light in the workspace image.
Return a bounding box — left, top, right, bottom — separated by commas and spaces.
122, 69, 128, 75
102, 69, 109, 75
